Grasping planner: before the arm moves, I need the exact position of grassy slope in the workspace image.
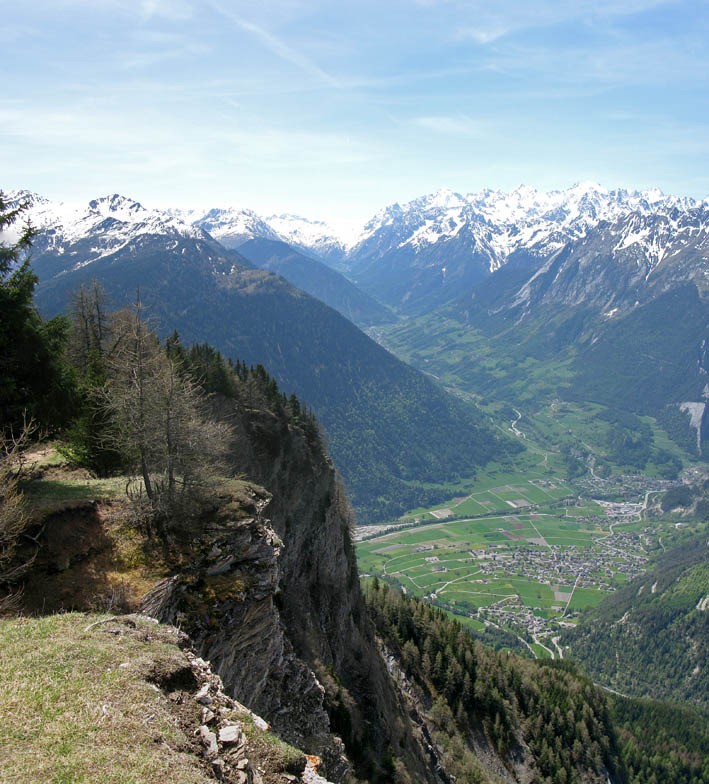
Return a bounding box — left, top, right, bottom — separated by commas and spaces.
0, 613, 309, 784
0, 613, 211, 784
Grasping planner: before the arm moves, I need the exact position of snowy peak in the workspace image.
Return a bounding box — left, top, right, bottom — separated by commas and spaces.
352, 183, 704, 270
607, 201, 709, 272
265, 213, 347, 256
87, 193, 145, 221
16, 191, 204, 242
179, 207, 350, 259
190, 207, 280, 249
344, 183, 708, 316
13, 191, 211, 270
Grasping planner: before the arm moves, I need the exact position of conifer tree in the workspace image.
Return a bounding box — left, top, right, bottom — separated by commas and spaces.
0, 191, 73, 432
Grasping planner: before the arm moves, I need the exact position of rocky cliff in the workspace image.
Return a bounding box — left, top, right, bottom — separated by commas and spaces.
14, 369, 439, 783
178, 390, 439, 782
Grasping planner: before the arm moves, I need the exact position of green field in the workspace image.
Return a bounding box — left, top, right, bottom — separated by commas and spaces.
394, 453, 583, 526
357, 499, 677, 658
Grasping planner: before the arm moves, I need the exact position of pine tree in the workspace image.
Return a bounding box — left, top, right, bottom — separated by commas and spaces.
0, 190, 73, 432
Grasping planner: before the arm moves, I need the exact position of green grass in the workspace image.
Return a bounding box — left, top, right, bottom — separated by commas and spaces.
22, 478, 124, 502
567, 587, 609, 610
530, 643, 553, 659
0, 614, 211, 784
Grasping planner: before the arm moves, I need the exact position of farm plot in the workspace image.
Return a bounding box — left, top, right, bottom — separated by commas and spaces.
360, 513, 593, 604
435, 475, 574, 519
357, 503, 657, 654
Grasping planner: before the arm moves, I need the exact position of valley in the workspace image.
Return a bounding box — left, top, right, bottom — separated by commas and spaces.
4, 1, 709, 778
356, 442, 699, 658
355, 375, 703, 664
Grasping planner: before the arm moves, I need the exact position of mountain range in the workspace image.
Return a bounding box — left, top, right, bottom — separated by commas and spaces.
12, 190, 506, 523
10, 180, 709, 489
18, 182, 709, 322
5, 183, 708, 784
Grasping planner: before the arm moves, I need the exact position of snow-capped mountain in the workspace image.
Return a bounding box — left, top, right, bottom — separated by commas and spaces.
8, 192, 252, 299
352, 182, 698, 268
185, 207, 281, 249
504, 201, 709, 318
264, 213, 348, 262
174, 207, 349, 261
345, 183, 708, 314
9, 191, 216, 272
11, 184, 708, 322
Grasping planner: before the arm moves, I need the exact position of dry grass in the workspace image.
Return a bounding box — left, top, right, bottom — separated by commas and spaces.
0, 613, 213, 784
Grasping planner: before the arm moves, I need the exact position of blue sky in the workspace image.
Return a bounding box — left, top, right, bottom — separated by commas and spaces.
2, 0, 707, 224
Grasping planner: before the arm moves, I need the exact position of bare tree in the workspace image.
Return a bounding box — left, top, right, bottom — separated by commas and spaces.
102, 301, 231, 524
0, 420, 35, 613
68, 279, 109, 376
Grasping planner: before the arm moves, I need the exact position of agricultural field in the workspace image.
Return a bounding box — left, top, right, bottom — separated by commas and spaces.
357, 496, 680, 658
390, 449, 578, 526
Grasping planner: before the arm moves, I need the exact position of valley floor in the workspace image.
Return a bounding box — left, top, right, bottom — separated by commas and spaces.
357, 460, 701, 660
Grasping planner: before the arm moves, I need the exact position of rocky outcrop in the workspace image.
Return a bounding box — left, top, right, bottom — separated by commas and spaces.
15, 382, 442, 781
136, 385, 442, 781
140, 484, 346, 775
221, 401, 441, 782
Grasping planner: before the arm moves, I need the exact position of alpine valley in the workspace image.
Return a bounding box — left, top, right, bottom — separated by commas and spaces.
3, 181, 708, 784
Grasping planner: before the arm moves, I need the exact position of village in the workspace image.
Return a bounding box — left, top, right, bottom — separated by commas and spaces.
475, 527, 648, 589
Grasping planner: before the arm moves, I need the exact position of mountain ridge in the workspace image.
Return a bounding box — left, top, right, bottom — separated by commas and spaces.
26, 194, 506, 523
13, 182, 706, 273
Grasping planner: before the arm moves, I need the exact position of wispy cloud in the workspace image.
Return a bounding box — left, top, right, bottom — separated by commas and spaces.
454, 0, 681, 44
54, 0, 194, 21
206, 1, 340, 87
138, 0, 192, 20
121, 39, 210, 70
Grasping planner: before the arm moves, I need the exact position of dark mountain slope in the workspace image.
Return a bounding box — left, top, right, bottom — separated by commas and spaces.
237, 238, 394, 327
350, 232, 493, 316
33, 237, 506, 522
569, 283, 709, 413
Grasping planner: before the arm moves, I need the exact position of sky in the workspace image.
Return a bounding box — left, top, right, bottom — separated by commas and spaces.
1, 0, 708, 227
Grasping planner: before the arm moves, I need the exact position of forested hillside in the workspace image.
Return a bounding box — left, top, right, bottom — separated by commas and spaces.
610, 696, 709, 784
30, 213, 508, 522
562, 534, 709, 711
364, 579, 627, 784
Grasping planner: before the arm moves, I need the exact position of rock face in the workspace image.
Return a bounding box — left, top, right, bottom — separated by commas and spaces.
141, 487, 337, 764
138, 395, 439, 783
224, 400, 438, 782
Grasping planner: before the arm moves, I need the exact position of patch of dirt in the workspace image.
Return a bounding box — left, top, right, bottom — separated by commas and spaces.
502, 531, 525, 541
17, 502, 164, 615
146, 655, 200, 695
